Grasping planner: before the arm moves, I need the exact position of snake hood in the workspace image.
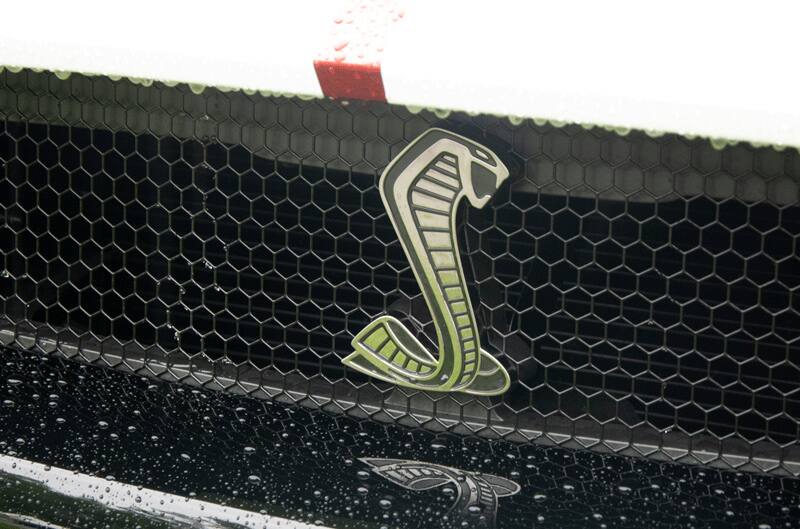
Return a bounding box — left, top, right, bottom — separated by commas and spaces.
386, 128, 510, 208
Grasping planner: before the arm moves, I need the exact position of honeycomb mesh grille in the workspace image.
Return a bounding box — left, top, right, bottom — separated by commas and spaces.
0, 71, 798, 474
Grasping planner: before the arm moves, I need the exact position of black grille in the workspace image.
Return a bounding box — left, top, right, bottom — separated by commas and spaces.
1, 70, 798, 474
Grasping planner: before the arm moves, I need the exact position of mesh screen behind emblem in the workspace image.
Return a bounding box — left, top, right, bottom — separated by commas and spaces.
0, 70, 798, 474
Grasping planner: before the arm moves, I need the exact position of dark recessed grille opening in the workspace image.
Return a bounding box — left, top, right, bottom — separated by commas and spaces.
1, 70, 799, 473
0, 121, 387, 377
471, 195, 800, 445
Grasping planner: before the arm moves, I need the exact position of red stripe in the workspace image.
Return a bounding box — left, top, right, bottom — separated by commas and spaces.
314, 1, 405, 101
314, 61, 386, 102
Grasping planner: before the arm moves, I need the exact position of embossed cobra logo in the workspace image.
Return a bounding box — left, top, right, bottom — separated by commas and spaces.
360, 458, 519, 527
342, 129, 511, 396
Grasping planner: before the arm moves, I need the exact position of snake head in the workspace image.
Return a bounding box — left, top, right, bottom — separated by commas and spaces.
426, 129, 509, 209
462, 140, 509, 208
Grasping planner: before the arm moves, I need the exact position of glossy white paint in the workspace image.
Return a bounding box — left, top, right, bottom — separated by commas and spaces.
382, 1, 800, 147
0, 454, 327, 529
1, 1, 798, 147
0, 1, 335, 97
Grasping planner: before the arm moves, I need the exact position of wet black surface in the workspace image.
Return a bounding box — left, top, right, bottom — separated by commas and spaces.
0, 346, 798, 528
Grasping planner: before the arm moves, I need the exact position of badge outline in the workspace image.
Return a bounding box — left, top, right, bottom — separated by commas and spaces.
342, 128, 512, 396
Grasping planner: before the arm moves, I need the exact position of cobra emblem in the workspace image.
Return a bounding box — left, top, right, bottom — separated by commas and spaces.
342, 129, 512, 395
360, 458, 519, 527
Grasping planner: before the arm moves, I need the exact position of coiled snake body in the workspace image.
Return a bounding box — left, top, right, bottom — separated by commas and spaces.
342, 129, 511, 396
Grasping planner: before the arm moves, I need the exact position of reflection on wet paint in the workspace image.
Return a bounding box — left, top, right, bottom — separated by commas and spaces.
0, 348, 798, 529
361, 458, 519, 528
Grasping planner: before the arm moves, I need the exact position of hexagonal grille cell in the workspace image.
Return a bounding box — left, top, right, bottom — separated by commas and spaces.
0, 71, 798, 473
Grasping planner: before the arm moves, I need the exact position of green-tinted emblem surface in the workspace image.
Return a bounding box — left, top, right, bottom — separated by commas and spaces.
342, 129, 511, 395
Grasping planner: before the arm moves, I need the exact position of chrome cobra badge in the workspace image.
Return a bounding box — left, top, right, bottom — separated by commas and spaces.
361, 458, 519, 526
342, 129, 511, 395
